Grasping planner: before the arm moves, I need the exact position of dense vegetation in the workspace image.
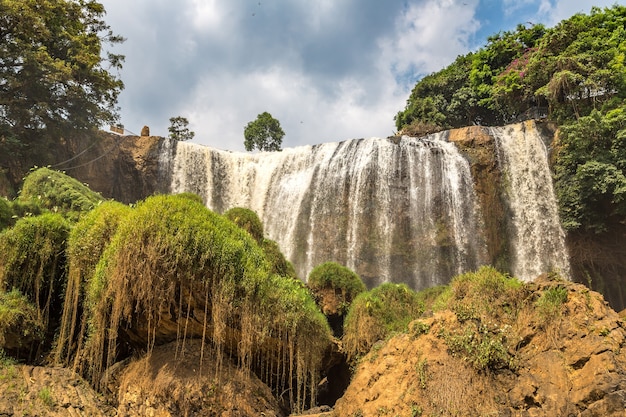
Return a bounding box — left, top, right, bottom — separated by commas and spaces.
396, 5, 626, 234
0, 0, 124, 165
0, 169, 332, 413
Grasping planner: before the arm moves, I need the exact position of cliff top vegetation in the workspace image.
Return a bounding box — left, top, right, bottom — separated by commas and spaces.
396, 5, 626, 236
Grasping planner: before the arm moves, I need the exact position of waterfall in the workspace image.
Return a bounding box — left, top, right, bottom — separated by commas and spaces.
163, 121, 569, 288
166, 133, 487, 288
491, 122, 570, 280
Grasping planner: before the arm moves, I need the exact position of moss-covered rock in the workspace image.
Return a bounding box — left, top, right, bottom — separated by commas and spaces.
18, 167, 103, 217
223, 206, 264, 243
0, 289, 44, 359
73, 195, 330, 413
343, 283, 423, 360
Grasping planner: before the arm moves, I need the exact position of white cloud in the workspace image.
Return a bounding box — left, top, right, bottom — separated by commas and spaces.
99, 0, 624, 151
379, 0, 480, 84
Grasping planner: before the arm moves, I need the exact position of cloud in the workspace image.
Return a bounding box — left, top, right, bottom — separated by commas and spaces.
99, 0, 621, 151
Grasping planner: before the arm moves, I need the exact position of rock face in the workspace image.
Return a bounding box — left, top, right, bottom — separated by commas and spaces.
0, 132, 167, 203
63, 133, 167, 203
333, 280, 626, 416
0, 364, 115, 416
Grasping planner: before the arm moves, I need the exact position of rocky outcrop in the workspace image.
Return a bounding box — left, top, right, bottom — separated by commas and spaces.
0, 364, 115, 416
0, 132, 166, 203
62, 133, 166, 203
333, 280, 626, 416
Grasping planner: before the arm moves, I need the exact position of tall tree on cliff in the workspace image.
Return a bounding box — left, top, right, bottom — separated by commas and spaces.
0, 0, 124, 164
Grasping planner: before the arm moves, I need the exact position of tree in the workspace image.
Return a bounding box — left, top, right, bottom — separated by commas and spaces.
243, 112, 284, 151
0, 0, 125, 160
168, 116, 195, 141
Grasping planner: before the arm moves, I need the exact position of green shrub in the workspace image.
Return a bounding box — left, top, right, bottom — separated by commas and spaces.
439, 321, 515, 371
536, 285, 568, 318
343, 283, 423, 360
261, 238, 297, 278
53, 201, 131, 366
18, 167, 103, 216
0, 213, 70, 331
223, 207, 264, 243
0, 198, 13, 230
79, 195, 329, 413
435, 266, 524, 321
0, 289, 44, 356
308, 262, 366, 315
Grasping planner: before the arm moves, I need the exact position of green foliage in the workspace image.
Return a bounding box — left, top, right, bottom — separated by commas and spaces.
168, 116, 195, 141
535, 285, 568, 318
244, 112, 285, 151
394, 6, 625, 125
0, 213, 70, 331
307, 262, 366, 314
53, 201, 131, 366
0, 288, 44, 353
434, 267, 523, 372
0, 198, 13, 230
0, 0, 124, 161
18, 168, 104, 217
174, 192, 204, 205
439, 321, 515, 371
343, 283, 423, 360
260, 238, 297, 278
554, 107, 626, 233
223, 207, 264, 243
435, 266, 524, 321
38, 386, 54, 407
395, 22, 547, 132
79, 194, 330, 412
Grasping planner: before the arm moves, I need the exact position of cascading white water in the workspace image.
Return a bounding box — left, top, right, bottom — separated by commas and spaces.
491, 122, 570, 280
167, 133, 487, 288
163, 121, 570, 287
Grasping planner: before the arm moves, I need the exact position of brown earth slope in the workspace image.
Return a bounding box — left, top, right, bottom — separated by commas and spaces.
333, 278, 626, 416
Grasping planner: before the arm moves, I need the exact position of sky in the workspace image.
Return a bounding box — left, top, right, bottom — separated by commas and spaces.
99, 0, 623, 151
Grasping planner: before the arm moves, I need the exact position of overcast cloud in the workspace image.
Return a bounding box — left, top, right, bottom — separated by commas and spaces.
99, 0, 623, 151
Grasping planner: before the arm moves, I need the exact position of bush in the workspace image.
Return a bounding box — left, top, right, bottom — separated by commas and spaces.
343, 283, 423, 360
435, 266, 524, 321
434, 266, 523, 372
308, 262, 366, 316
53, 201, 131, 366
0, 198, 13, 230
535, 285, 568, 319
223, 207, 264, 243
79, 195, 330, 412
261, 238, 297, 278
0, 213, 70, 333
0, 289, 44, 357
18, 167, 103, 216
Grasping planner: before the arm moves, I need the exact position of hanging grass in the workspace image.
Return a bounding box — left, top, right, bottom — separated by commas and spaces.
18, 167, 103, 217
343, 283, 423, 361
53, 201, 132, 367
0, 288, 44, 359
0, 198, 12, 230
0, 213, 70, 337
78, 194, 330, 413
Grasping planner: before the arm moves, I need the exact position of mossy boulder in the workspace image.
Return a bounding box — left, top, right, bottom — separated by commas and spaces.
343, 283, 423, 360
18, 167, 103, 216
0, 213, 70, 335
0, 289, 44, 359
74, 195, 330, 413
